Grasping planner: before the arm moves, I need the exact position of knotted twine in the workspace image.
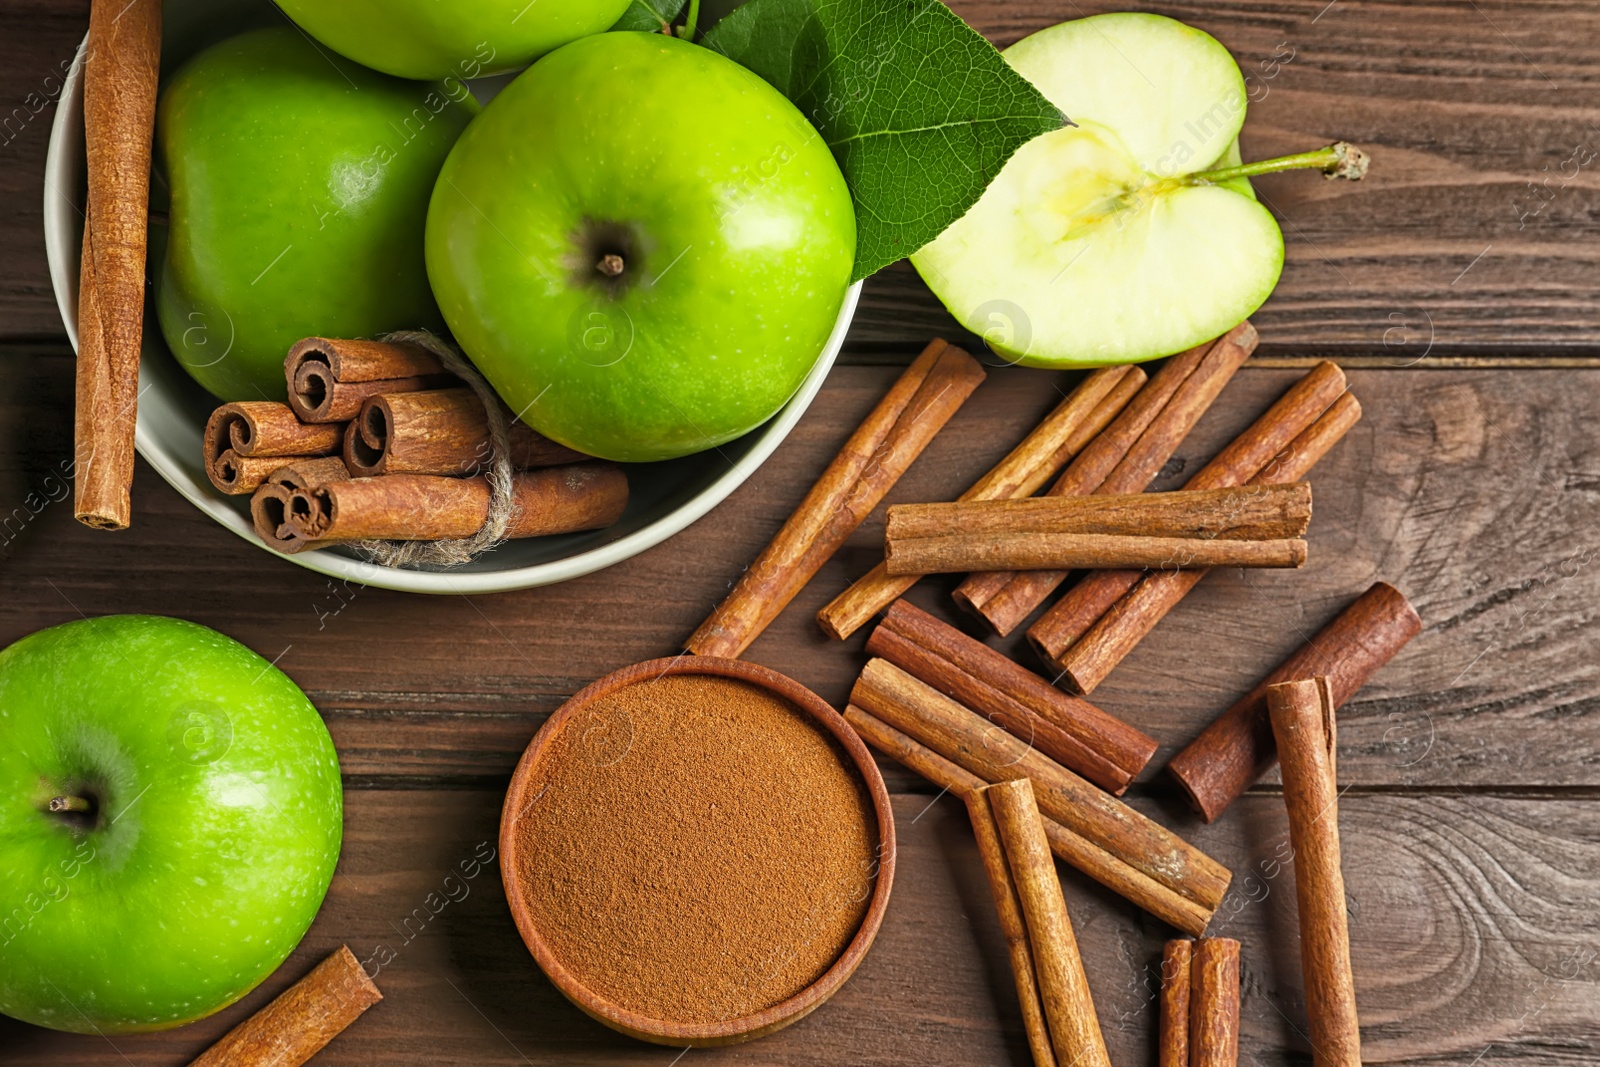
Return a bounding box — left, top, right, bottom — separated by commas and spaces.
354, 330, 517, 569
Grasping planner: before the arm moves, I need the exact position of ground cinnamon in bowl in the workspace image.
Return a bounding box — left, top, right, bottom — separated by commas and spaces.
507, 667, 886, 1036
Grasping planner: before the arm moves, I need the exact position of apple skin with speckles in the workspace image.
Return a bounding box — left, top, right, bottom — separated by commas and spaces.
0, 615, 342, 1033
273, 0, 634, 80
425, 32, 855, 462
155, 27, 476, 402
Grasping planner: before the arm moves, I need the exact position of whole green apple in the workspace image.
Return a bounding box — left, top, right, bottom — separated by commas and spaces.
273, 0, 633, 80
156, 27, 476, 401
0, 615, 342, 1033
426, 32, 855, 462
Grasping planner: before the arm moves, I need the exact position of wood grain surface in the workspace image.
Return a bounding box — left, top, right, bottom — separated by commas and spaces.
2, 0, 1598, 1064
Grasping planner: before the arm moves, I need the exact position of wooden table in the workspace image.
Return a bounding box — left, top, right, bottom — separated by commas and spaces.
3, 2, 1597, 1064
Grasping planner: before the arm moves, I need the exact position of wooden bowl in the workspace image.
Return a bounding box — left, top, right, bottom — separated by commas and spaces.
499, 656, 896, 1047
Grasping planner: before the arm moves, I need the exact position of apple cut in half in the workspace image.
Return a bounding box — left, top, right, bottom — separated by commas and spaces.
913, 13, 1283, 368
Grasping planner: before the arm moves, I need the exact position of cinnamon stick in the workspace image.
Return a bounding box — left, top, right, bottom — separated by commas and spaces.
188, 945, 381, 1067
286, 337, 455, 423
685, 340, 985, 658
1159, 939, 1192, 1067
889, 483, 1311, 544
852, 657, 1231, 913
844, 706, 1215, 935
204, 402, 344, 467
73, 0, 161, 530
866, 600, 1156, 793
888, 531, 1308, 576
985, 779, 1111, 1067
1040, 393, 1362, 694
957, 321, 1256, 635
951, 344, 1205, 630
283, 464, 627, 548
1167, 580, 1421, 822
964, 790, 1059, 1067
344, 388, 587, 477
1269, 678, 1361, 1067
250, 458, 350, 552
209, 451, 289, 496
817, 364, 1144, 640
1029, 362, 1352, 677
1190, 937, 1242, 1067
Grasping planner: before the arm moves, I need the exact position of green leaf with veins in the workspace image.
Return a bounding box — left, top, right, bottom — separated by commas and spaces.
704, 0, 1065, 281
610, 0, 688, 33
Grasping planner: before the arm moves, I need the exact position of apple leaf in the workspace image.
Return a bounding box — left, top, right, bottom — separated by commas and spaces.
611, 0, 687, 33
705, 0, 1064, 282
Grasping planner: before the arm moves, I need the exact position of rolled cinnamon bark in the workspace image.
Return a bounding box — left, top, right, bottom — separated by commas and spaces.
866, 599, 1156, 793
852, 658, 1231, 912
985, 779, 1110, 1067
204, 402, 344, 466
1167, 580, 1421, 822
1030, 365, 1355, 679
73, 0, 162, 530
209, 451, 288, 496
844, 706, 1214, 935
344, 388, 587, 476
887, 531, 1308, 576
286, 337, 455, 423
1040, 393, 1362, 693
964, 790, 1059, 1067
957, 321, 1256, 635
889, 483, 1311, 543
250, 458, 351, 553
188, 945, 381, 1067
1159, 939, 1193, 1067
285, 464, 627, 547
685, 340, 985, 658
1269, 678, 1361, 1067
817, 364, 1144, 640
1190, 937, 1242, 1067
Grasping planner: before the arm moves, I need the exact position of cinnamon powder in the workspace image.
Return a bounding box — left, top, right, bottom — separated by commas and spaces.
515, 674, 879, 1024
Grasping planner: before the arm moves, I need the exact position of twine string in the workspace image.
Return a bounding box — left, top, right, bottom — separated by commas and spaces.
354, 330, 516, 569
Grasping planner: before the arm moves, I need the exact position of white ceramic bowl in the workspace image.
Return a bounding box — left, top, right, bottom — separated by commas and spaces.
43, 2, 859, 594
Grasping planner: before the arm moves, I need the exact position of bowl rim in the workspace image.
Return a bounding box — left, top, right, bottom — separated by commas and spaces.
497, 656, 897, 1047
43, 32, 861, 595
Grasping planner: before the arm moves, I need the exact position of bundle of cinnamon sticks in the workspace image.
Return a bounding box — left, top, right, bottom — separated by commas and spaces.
204, 337, 628, 556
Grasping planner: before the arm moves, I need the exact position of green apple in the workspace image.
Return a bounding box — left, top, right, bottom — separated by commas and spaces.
156, 27, 476, 401
426, 31, 855, 462
0, 616, 342, 1033
913, 13, 1365, 368
273, 0, 633, 80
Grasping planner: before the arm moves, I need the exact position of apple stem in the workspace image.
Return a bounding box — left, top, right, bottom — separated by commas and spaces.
596, 254, 626, 278
48, 795, 92, 813
677, 0, 701, 42
1188, 141, 1369, 185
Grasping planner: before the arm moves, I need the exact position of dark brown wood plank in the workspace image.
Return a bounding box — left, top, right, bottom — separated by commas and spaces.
0, 0, 87, 340
6, 1, 1600, 355
5, 353, 1594, 791
2, 789, 1593, 1065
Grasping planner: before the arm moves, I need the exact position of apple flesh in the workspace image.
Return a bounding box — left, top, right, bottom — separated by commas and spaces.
425, 31, 855, 463
273, 0, 634, 80
155, 27, 476, 401
913, 13, 1346, 368
0, 616, 342, 1033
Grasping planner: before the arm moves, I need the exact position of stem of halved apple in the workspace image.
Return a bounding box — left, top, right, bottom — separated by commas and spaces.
1189, 141, 1369, 185
48, 795, 92, 813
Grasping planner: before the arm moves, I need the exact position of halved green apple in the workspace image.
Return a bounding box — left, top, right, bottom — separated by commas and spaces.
913, 13, 1360, 368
